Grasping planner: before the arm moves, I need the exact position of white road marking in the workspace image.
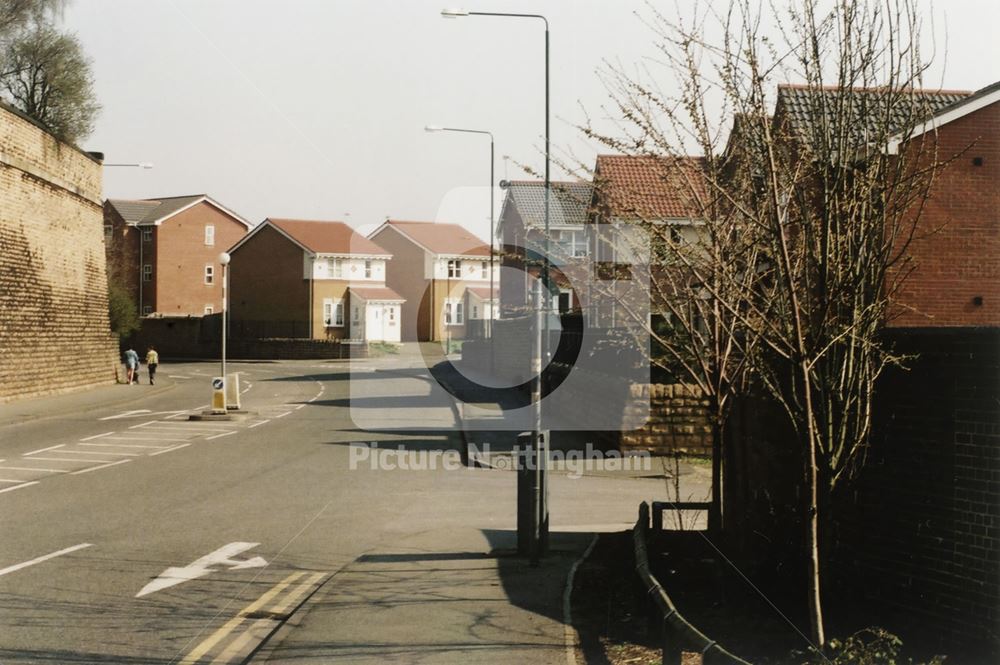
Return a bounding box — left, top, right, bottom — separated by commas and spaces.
81, 442, 172, 450
0, 543, 93, 578
0, 466, 67, 473
128, 420, 161, 429
274, 411, 292, 418
99, 409, 152, 421
30, 457, 116, 464
80, 432, 115, 441
205, 431, 236, 441
55, 449, 141, 457
0, 481, 38, 495
136, 542, 268, 598
248, 420, 270, 429
22, 444, 65, 456
295, 404, 306, 410
71, 459, 132, 475
101, 436, 189, 442
167, 375, 191, 379
0, 478, 26, 483
148, 443, 191, 456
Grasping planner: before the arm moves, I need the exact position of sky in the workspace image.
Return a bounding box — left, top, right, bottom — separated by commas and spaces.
66, 0, 1000, 242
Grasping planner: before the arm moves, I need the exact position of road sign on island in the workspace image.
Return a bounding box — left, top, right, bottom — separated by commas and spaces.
212, 377, 226, 412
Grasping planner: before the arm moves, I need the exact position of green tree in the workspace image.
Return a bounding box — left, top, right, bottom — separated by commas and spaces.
0, 20, 99, 143
107, 282, 140, 341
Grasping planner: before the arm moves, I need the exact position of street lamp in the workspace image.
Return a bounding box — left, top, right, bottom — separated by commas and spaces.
424, 124, 496, 369
440, 7, 550, 564
218, 251, 231, 403
103, 162, 154, 169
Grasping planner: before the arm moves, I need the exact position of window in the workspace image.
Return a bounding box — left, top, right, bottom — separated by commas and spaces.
323, 298, 344, 327
472, 304, 479, 319
204, 265, 215, 284
142, 306, 152, 315
142, 229, 152, 242
104, 224, 112, 242
481, 261, 488, 276
570, 230, 587, 257
330, 258, 343, 278
444, 299, 464, 325
447, 259, 461, 278
353, 306, 360, 322
205, 225, 215, 246
142, 264, 152, 281
204, 305, 214, 315
364, 260, 372, 279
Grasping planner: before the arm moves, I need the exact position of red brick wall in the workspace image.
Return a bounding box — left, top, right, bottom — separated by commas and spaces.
154, 202, 248, 316
891, 101, 1000, 327
229, 224, 310, 336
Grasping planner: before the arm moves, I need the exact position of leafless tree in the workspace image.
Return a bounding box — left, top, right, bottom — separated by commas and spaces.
579, 0, 952, 649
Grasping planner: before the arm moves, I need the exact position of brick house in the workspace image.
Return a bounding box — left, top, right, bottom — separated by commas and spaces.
496, 180, 592, 317
104, 194, 251, 317
227, 218, 402, 342
368, 220, 493, 342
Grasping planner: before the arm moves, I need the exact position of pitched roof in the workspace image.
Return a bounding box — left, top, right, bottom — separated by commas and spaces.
775, 84, 971, 152
890, 79, 1000, 152
375, 220, 489, 257
500, 181, 593, 228
261, 218, 390, 256
349, 286, 405, 302
594, 155, 708, 220
106, 194, 251, 228
465, 285, 497, 301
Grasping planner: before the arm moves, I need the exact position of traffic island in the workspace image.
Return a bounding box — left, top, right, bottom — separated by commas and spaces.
188, 409, 252, 422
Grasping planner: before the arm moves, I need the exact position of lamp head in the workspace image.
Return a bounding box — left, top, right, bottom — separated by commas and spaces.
424, 125, 444, 133
218, 252, 231, 266
440, 8, 468, 18
139, 162, 154, 169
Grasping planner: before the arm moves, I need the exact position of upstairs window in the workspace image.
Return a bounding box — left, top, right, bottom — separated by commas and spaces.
330, 258, 343, 278
204, 265, 215, 285
142, 264, 152, 281
364, 260, 373, 279
481, 260, 488, 276
447, 260, 461, 278
104, 225, 113, 242
205, 225, 215, 246
142, 229, 152, 242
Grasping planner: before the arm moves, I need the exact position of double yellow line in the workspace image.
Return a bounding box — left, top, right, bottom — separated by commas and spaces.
181, 570, 326, 664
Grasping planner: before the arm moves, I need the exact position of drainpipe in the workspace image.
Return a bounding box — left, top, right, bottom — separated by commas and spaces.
137, 225, 143, 317
308, 253, 314, 340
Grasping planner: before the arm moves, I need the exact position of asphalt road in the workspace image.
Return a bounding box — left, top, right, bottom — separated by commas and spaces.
0, 357, 679, 664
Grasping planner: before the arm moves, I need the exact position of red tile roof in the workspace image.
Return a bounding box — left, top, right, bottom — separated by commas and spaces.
380, 220, 489, 256
349, 286, 405, 302
465, 286, 497, 300
266, 218, 389, 256
594, 155, 708, 220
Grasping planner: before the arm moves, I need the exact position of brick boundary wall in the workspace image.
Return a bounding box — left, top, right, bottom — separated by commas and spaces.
838, 327, 1000, 659
0, 102, 119, 401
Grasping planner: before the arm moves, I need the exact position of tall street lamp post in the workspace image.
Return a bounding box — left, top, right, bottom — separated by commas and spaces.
218, 251, 231, 404
424, 124, 496, 370
441, 7, 550, 563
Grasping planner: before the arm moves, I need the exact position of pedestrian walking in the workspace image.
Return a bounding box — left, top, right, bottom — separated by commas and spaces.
145, 347, 159, 385
123, 348, 139, 385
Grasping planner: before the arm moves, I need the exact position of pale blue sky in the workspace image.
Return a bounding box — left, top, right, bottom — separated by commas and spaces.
67, 0, 1000, 242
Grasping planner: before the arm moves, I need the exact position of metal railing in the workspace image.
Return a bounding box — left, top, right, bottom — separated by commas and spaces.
633, 502, 752, 665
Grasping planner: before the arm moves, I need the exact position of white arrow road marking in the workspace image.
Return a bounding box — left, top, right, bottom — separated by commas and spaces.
136, 542, 268, 598
0, 543, 93, 578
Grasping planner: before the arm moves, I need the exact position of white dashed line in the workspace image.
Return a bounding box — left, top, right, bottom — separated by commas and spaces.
81, 442, 172, 450
0, 543, 92, 577
128, 420, 162, 429
101, 436, 188, 442
0, 481, 38, 495
274, 411, 292, 418
0, 466, 67, 473
71, 459, 132, 475
248, 420, 270, 428
29, 457, 116, 464
22, 444, 65, 456
205, 431, 236, 441
148, 443, 191, 457
55, 449, 141, 457
80, 432, 115, 441
295, 404, 306, 410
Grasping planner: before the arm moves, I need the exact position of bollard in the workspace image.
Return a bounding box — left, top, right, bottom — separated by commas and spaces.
516, 432, 533, 556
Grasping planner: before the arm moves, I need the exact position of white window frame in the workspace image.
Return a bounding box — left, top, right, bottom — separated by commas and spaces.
204, 305, 214, 315
481, 260, 488, 276
330, 258, 343, 278
142, 264, 152, 282
447, 259, 461, 278
570, 230, 587, 258
444, 298, 464, 325
142, 228, 152, 242
142, 305, 152, 315
204, 264, 215, 285
364, 260, 372, 279
323, 298, 345, 327
204, 225, 215, 246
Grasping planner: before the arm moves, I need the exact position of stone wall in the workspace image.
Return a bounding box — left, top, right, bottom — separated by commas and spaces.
0, 102, 118, 401
620, 383, 712, 455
